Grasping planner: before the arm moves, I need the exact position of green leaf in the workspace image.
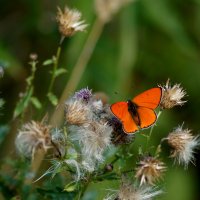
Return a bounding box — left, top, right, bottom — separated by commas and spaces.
43, 59, 53, 66
13, 87, 33, 118
55, 68, 67, 78
64, 182, 78, 192
31, 96, 42, 109
47, 92, 58, 106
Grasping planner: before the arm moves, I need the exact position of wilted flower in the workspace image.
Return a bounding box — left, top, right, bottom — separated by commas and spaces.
109, 117, 135, 145
70, 121, 112, 172
164, 125, 200, 167
105, 182, 163, 200
135, 156, 166, 185
65, 98, 92, 125
56, 6, 88, 37
95, 0, 132, 23
15, 121, 52, 159
159, 79, 187, 109
66, 88, 113, 171
51, 128, 66, 158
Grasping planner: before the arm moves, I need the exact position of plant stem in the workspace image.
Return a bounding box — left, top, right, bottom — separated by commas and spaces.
47, 46, 62, 95
146, 110, 162, 151
50, 18, 105, 127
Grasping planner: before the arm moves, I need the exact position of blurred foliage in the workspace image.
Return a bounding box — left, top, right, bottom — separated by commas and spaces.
0, 0, 200, 199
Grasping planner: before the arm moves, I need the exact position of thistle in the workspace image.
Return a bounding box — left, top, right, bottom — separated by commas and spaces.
56, 6, 88, 37
159, 79, 187, 109
135, 156, 166, 185
164, 125, 200, 168
15, 121, 52, 159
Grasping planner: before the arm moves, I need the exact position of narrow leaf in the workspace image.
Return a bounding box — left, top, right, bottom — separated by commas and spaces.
64, 182, 78, 192
31, 96, 42, 109
13, 87, 33, 118
43, 59, 53, 66
54, 68, 67, 78
47, 92, 58, 106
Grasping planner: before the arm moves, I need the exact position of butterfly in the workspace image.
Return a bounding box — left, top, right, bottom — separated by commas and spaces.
110, 87, 162, 134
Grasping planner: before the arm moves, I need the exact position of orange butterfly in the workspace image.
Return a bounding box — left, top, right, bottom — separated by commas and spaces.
110, 87, 162, 134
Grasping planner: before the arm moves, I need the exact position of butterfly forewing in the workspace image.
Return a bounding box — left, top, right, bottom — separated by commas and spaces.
111, 102, 139, 133
132, 87, 162, 109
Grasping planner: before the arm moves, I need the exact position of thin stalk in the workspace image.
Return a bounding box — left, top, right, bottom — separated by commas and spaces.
146, 110, 162, 151
47, 46, 62, 95
50, 18, 105, 127
24, 45, 62, 184
78, 175, 91, 200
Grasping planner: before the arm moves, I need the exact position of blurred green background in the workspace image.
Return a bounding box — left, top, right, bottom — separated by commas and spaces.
0, 0, 200, 199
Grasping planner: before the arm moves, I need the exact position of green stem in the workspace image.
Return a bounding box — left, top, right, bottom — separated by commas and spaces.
47, 45, 62, 95
78, 175, 91, 200
146, 110, 162, 151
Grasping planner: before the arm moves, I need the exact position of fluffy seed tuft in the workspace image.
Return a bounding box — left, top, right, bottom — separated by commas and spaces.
135, 156, 166, 185
56, 6, 88, 37
15, 121, 52, 159
165, 125, 200, 168
105, 181, 163, 200
159, 79, 187, 109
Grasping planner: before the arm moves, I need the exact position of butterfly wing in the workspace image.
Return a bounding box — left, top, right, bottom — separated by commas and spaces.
137, 107, 157, 128
110, 102, 139, 134
133, 87, 162, 109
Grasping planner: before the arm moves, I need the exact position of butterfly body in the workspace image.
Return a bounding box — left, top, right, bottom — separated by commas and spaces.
127, 100, 140, 126
110, 87, 162, 134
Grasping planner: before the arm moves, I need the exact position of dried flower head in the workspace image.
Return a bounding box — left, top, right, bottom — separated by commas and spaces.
66, 87, 112, 171
164, 125, 200, 167
95, 0, 132, 23
159, 79, 187, 109
110, 117, 135, 145
65, 98, 92, 125
15, 121, 52, 159
56, 6, 88, 37
51, 128, 66, 158
105, 181, 163, 200
135, 156, 166, 185
70, 121, 112, 172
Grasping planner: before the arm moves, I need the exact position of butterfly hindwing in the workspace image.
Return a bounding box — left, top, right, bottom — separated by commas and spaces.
137, 107, 157, 128
110, 102, 139, 133
133, 87, 162, 109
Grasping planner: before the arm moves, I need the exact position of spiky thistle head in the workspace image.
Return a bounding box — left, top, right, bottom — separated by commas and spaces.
159, 79, 187, 109
105, 181, 163, 200
135, 156, 166, 185
69, 120, 112, 172
56, 6, 88, 37
164, 125, 200, 168
15, 121, 52, 159
109, 117, 135, 145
